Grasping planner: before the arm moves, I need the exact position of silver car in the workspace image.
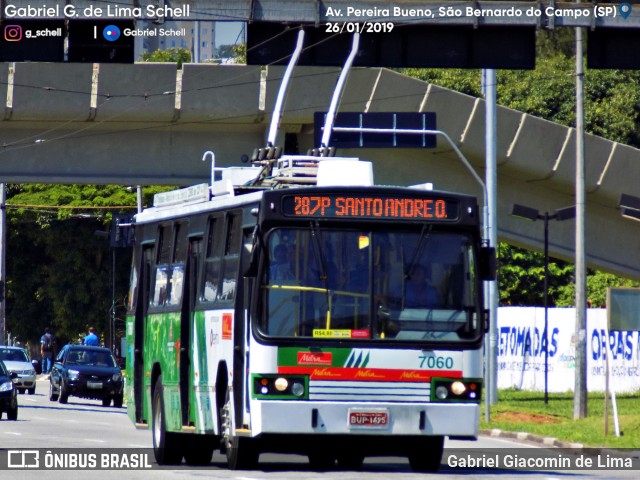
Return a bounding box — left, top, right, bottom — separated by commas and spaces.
0, 346, 37, 394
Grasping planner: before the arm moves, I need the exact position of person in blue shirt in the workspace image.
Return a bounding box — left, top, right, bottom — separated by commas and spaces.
405, 264, 442, 308
40, 327, 56, 374
83, 327, 99, 346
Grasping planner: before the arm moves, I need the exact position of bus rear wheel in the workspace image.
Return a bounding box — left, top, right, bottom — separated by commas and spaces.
183, 434, 217, 466
407, 435, 444, 473
221, 391, 258, 470
152, 375, 183, 465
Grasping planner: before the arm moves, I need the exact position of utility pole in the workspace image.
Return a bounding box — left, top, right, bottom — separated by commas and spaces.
0, 184, 5, 345
483, 69, 498, 413
574, 15, 588, 419
193, 21, 201, 63
136, 186, 143, 213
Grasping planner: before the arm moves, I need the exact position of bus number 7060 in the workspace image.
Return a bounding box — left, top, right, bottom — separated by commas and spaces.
419, 355, 454, 369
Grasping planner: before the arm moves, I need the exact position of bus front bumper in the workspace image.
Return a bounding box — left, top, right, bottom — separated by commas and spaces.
254, 401, 479, 437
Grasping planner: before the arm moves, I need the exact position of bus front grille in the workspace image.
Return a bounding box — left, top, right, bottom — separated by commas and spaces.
309, 380, 430, 402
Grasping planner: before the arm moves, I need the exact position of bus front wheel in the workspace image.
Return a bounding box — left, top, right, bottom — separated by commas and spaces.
152, 375, 183, 465
221, 390, 258, 470
407, 435, 444, 473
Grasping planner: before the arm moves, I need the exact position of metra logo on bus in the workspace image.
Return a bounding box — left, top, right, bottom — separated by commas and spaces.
498, 326, 560, 358
297, 352, 333, 366
399, 371, 430, 381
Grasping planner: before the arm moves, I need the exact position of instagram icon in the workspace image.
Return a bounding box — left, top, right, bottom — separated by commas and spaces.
4, 25, 22, 42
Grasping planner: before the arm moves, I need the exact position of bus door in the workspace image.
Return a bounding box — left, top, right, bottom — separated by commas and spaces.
134, 245, 154, 423
180, 237, 201, 426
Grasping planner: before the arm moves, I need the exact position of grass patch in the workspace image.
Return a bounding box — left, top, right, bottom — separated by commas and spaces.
480, 389, 640, 448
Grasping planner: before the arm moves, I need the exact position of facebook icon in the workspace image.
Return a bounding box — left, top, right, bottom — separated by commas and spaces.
103, 25, 121, 41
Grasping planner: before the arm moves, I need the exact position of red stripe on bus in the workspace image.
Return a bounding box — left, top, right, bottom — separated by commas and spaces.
277, 366, 463, 382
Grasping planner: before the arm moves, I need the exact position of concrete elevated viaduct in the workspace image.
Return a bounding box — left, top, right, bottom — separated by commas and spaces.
0, 62, 639, 280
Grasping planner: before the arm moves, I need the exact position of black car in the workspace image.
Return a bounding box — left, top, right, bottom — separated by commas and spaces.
49, 345, 124, 407
0, 359, 18, 420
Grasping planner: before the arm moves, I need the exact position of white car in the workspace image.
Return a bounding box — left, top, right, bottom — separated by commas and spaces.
0, 346, 37, 394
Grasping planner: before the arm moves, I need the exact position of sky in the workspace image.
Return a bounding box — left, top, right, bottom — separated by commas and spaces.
215, 22, 244, 46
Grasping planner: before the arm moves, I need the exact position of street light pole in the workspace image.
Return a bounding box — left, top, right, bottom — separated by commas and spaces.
512, 204, 575, 403
543, 212, 550, 405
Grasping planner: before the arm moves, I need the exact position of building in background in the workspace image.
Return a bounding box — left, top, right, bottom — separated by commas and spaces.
137, 21, 243, 63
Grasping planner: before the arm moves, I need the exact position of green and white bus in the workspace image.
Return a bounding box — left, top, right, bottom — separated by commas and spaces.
125, 155, 495, 471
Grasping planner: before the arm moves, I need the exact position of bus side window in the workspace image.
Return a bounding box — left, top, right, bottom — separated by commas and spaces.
202, 216, 223, 303
150, 225, 172, 308
151, 266, 169, 307
166, 223, 187, 307
220, 213, 241, 302
149, 223, 188, 308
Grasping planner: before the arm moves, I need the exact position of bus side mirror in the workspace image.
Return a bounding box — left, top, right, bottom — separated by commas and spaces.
242, 226, 260, 277
479, 246, 496, 281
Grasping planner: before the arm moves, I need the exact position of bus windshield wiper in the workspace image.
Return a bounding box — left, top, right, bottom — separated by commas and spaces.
310, 221, 332, 327
405, 224, 433, 278
310, 221, 329, 288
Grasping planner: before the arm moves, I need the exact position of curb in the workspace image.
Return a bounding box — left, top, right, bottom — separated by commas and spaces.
480, 428, 583, 448
480, 429, 640, 459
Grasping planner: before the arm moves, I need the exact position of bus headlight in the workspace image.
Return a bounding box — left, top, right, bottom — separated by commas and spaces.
253, 375, 308, 400
450, 381, 466, 395
291, 381, 305, 397
431, 378, 482, 403
435, 386, 449, 400
274, 377, 289, 392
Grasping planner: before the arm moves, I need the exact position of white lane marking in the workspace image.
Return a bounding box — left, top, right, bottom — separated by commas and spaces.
4, 432, 22, 435
81, 438, 106, 444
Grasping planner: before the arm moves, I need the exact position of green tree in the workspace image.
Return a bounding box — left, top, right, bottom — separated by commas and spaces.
556, 271, 639, 308
497, 243, 574, 306
403, 33, 640, 305
403, 38, 640, 148
142, 47, 192, 67
5, 184, 175, 348
231, 44, 246, 64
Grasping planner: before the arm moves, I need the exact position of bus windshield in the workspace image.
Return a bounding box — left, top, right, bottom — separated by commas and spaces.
258, 227, 481, 343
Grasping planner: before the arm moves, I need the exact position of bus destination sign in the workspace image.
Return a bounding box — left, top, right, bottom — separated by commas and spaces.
282, 194, 459, 221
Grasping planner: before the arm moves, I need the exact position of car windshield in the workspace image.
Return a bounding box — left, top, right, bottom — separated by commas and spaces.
258, 227, 481, 343
66, 350, 117, 368
0, 349, 28, 362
